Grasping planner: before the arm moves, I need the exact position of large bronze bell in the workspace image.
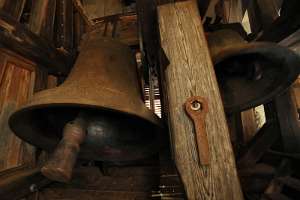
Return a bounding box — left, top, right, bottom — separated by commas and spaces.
207, 29, 300, 113
9, 33, 161, 182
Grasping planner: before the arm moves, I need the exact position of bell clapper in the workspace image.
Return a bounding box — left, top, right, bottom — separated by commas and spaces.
41, 111, 88, 183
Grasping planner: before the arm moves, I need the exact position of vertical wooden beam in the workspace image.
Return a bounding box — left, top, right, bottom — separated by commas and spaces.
136, 0, 159, 68
82, 0, 122, 19
246, 0, 262, 34
56, 0, 74, 52
74, 12, 85, 49
241, 109, 258, 143
275, 90, 300, 153
2, 0, 26, 21
158, 1, 243, 199
223, 0, 243, 23
0, 0, 5, 9
28, 0, 56, 41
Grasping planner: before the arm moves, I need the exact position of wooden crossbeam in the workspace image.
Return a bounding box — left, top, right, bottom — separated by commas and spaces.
0, 11, 72, 75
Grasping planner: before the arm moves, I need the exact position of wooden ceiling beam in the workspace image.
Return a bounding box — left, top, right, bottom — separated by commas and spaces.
0, 11, 72, 75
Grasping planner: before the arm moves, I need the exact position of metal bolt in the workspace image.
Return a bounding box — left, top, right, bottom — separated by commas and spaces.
29, 184, 38, 192
191, 100, 202, 111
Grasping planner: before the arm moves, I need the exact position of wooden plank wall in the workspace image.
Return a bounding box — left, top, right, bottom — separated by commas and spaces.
0, 0, 84, 172
0, 50, 36, 171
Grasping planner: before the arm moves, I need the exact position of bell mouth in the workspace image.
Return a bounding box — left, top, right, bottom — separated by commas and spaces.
214, 42, 300, 113
9, 104, 160, 162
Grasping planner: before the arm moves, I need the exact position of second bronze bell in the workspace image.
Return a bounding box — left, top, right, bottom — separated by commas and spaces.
207, 29, 300, 113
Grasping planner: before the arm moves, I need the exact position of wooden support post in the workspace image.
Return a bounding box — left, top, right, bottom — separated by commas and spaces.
74, 12, 85, 49
275, 90, 300, 153
241, 109, 258, 143
28, 0, 56, 41
56, 0, 74, 52
2, 0, 26, 21
223, 0, 243, 23
72, 0, 95, 27
158, 1, 243, 199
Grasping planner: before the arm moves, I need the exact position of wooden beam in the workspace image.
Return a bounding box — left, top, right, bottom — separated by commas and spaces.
258, 0, 300, 42
55, 0, 74, 52
82, 0, 123, 20
246, 0, 263, 34
256, 0, 281, 30
275, 90, 300, 153
158, 1, 243, 199
2, 0, 26, 21
92, 14, 139, 46
196, 0, 210, 17
28, 0, 56, 41
279, 28, 300, 56
0, 11, 71, 75
74, 12, 85, 49
223, 0, 243, 23
0, 0, 5, 9
72, 0, 95, 27
237, 122, 280, 168
241, 109, 258, 143
136, 0, 159, 68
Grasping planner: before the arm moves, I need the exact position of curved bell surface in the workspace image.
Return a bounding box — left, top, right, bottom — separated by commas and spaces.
9, 35, 161, 162
207, 29, 300, 113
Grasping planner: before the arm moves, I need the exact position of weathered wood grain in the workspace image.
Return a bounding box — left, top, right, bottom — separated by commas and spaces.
158, 1, 243, 199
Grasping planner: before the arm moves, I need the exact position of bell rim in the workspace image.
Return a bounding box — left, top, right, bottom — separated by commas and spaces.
9, 103, 162, 159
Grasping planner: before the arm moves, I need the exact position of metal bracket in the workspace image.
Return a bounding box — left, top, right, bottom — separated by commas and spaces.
185, 96, 210, 165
